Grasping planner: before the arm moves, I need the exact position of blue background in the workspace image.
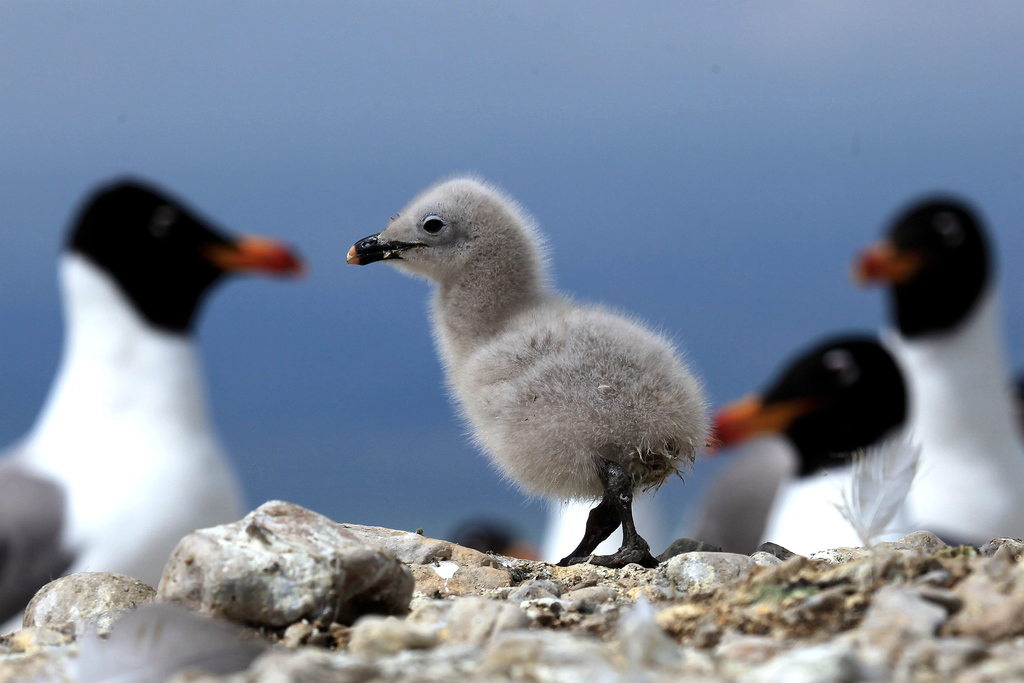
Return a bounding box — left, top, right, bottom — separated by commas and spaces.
2, 2, 1022, 548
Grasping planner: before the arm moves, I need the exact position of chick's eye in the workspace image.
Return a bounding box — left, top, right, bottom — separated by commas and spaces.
422, 215, 445, 234
150, 205, 177, 238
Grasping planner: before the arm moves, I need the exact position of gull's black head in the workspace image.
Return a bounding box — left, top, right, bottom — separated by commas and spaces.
855, 197, 990, 338
69, 179, 303, 334
715, 336, 907, 475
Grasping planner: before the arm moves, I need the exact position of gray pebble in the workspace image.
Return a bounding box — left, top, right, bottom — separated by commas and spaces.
446, 597, 529, 646
562, 585, 619, 613
507, 579, 562, 603
657, 538, 723, 562
664, 552, 754, 594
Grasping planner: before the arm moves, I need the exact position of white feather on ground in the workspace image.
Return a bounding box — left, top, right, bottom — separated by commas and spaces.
834, 438, 921, 547
74, 604, 265, 683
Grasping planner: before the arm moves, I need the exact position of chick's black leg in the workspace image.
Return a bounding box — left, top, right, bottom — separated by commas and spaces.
560, 459, 659, 569
556, 496, 619, 566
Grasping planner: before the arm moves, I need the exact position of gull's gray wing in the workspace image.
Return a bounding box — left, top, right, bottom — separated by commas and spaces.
0, 459, 74, 627
690, 439, 797, 554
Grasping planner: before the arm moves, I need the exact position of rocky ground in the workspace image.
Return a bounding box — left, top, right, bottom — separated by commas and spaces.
4, 500, 1024, 683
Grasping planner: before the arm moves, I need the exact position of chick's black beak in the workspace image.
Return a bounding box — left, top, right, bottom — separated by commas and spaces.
347, 233, 421, 265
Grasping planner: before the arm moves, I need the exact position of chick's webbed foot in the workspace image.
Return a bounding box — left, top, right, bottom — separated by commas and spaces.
557, 458, 661, 569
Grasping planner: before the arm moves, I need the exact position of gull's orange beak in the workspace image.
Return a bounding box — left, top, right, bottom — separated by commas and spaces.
205, 236, 304, 276
852, 240, 929, 287
710, 394, 820, 452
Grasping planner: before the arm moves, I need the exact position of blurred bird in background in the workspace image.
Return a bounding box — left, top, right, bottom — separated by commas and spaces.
696, 336, 908, 554
855, 198, 1024, 545
0, 180, 303, 631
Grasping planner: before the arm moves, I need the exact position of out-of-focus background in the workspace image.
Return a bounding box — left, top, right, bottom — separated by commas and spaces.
1, 2, 1022, 549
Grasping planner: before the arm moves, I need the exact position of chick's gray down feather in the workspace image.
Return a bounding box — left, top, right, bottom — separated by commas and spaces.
349, 177, 708, 504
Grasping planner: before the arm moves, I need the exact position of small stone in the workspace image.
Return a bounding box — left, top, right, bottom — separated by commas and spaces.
856, 586, 948, 667
3, 626, 74, 653
406, 599, 453, 629
282, 620, 314, 648
756, 542, 796, 561
562, 585, 619, 613
809, 547, 872, 564
338, 523, 455, 565
411, 564, 513, 598
750, 551, 784, 567
913, 585, 964, 614
891, 530, 950, 553
979, 538, 1024, 560
740, 641, 861, 683
0, 648, 73, 682
947, 571, 1024, 640
507, 579, 562, 603
480, 630, 618, 680
348, 615, 438, 657
657, 538, 723, 562
916, 568, 954, 588
23, 572, 155, 632
716, 634, 786, 671
981, 544, 1017, 581
445, 597, 529, 646
893, 636, 988, 681
157, 501, 414, 628
616, 600, 681, 671
664, 552, 754, 594
244, 648, 380, 683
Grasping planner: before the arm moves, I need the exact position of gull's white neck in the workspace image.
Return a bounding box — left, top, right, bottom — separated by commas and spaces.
24, 255, 215, 474
886, 288, 1024, 540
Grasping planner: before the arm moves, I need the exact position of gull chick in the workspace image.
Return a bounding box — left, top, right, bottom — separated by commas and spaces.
348, 177, 708, 567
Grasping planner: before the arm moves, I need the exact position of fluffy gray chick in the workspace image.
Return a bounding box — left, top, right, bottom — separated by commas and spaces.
348, 177, 708, 567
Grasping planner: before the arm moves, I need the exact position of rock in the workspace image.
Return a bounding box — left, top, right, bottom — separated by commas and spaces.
157, 501, 414, 628
979, 537, 1024, 560
411, 563, 513, 598
445, 597, 529, 646
243, 649, 380, 683
980, 544, 1017, 582
23, 572, 155, 632
374, 645, 486, 682
336, 523, 455, 564
855, 586, 949, 667
809, 547, 872, 564
715, 634, 789, 679
479, 630, 619, 681
616, 600, 680, 671
892, 636, 988, 682
890, 531, 950, 554
281, 620, 315, 648
507, 579, 562, 603
405, 599, 453, 630
657, 537, 723, 561
664, 552, 754, 593
1, 626, 73, 653
947, 569, 1024, 641
750, 551, 784, 567
0, 649, 73, 682
916, 568, 955, 587
740, 642, 862, 683
562, 585, 618, 613
757, 542, 797, 561
348, 615, 438, 657
913, 585, 963, 614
